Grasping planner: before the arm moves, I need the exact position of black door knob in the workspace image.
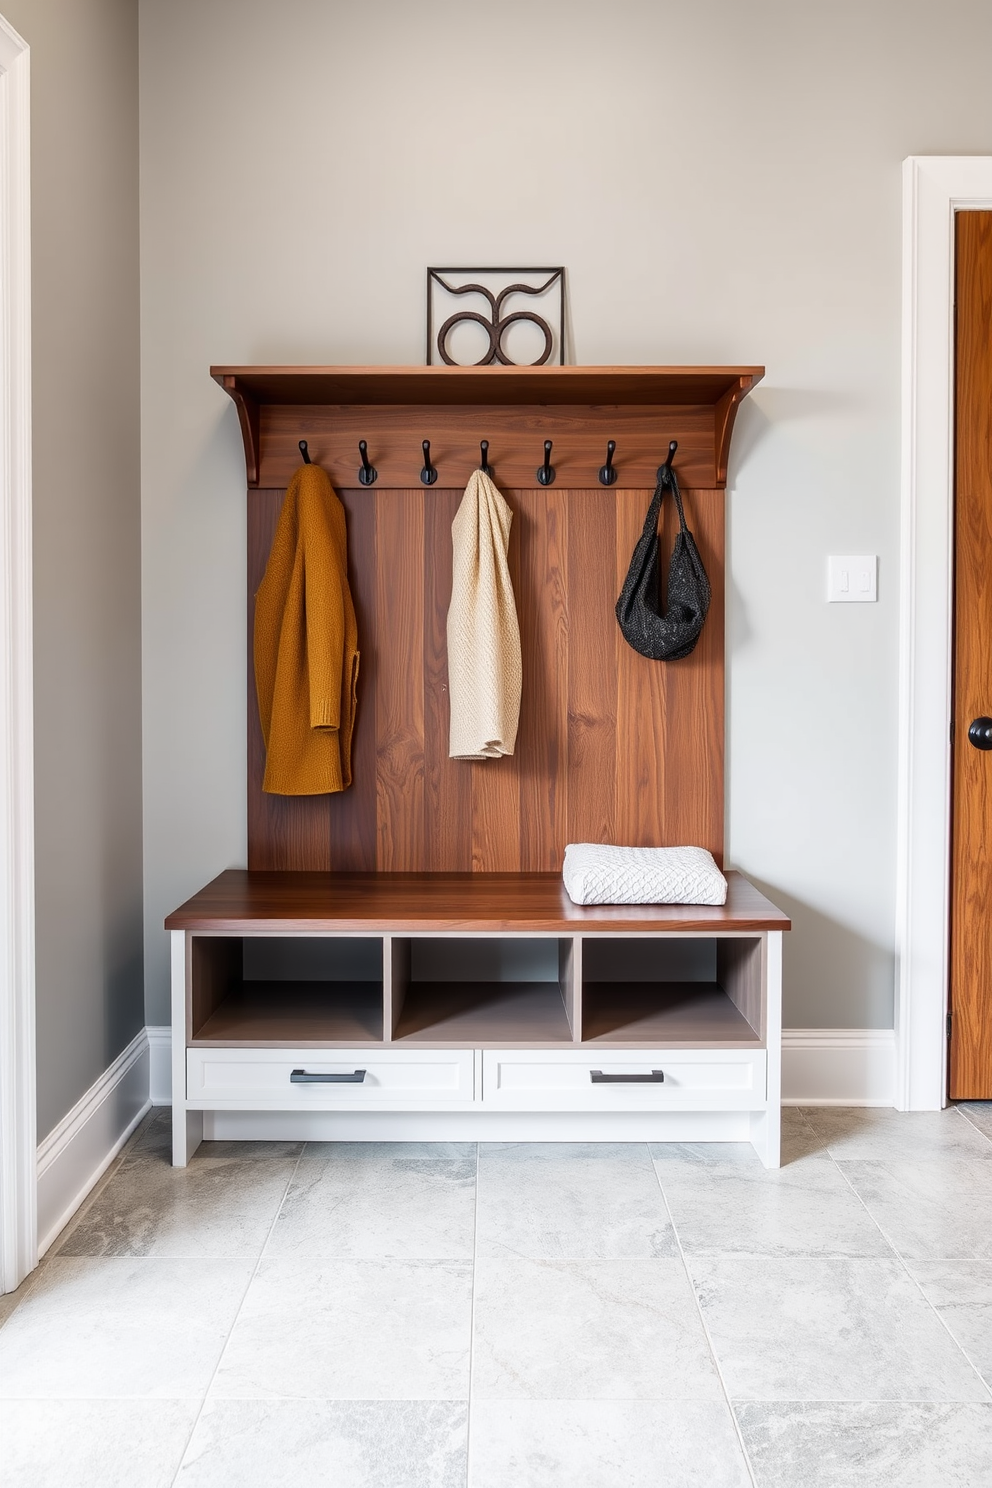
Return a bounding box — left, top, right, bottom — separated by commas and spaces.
968, 717, 992, 750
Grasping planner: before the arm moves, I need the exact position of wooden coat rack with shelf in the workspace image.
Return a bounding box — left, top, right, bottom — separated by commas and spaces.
213, 364, 762, 491
168, 361, 788, 1170
214, 364, 764, 877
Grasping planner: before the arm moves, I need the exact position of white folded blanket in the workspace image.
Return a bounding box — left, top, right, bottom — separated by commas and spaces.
562, 844, 728, 906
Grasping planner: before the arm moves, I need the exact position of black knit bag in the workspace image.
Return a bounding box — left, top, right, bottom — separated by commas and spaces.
615, 468, 710, 660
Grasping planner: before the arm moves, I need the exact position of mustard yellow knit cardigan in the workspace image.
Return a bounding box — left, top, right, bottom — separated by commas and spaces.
254, 464, 359, 795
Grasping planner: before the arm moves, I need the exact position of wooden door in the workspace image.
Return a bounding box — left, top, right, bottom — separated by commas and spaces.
949, 210, 992, 1099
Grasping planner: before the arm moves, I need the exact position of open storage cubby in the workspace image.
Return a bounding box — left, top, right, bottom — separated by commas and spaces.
580, 935, 764, 1046
389, 937, 575, 1046
189, 935, 385, 1046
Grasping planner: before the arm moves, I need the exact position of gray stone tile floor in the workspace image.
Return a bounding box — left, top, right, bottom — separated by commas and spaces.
1, 1104, 991, 1486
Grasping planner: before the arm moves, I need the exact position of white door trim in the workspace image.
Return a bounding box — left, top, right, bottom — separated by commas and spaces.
897, 157, 992, 1111
0, 13, 34, 1294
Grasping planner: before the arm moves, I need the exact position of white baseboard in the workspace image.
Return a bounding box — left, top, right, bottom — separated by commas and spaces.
782, 1028, 895, 1106
146, 1025, 172, 1105
36, 1029, 151, 1256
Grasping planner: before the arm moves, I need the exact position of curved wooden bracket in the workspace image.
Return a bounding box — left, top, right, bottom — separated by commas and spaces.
714, 375, 759, 487
221, 376, 260, 488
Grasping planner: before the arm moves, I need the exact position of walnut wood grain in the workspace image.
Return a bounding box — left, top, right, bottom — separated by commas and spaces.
469, 492, 523, 871
566, 490, 618, 845
615, 488, 668, 850
326, 489, 378, 871
661, 490, 725, 863
423, 488, 472, 870
248, 478, 726, 873
240, 370, 740, 876
517, 487, 568, 869
166, 868, 791, 934
616, 484, 727, 855
375, 490, 426, 870
260, 404, 719, 491
213, 364, 763, 407
950, 211, 992, 1099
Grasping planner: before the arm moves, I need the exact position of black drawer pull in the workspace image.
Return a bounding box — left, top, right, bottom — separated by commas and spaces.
590, 1069, 664, 1084
290, 1068, 367, 1084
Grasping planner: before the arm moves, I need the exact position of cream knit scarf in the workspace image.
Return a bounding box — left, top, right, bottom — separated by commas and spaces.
446, 469, 522, 759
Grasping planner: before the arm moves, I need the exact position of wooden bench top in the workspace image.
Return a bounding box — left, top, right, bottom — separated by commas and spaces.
165, 870, 791, 934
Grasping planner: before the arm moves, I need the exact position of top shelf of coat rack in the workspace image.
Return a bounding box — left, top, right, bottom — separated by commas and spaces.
211, 364, 764, 492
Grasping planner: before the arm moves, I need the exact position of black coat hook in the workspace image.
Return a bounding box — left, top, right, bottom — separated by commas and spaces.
536, 439, 556, 486
299, 440, 312, 465
480, 440, 493, 476
358, 439, 378, 486
599, 439, 618, 486
420, 439, 438, 486
657, 440, 678, 484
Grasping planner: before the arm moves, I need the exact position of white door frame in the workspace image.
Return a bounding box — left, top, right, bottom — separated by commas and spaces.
896, 157, 992, 1111
0, 13, 35, 1294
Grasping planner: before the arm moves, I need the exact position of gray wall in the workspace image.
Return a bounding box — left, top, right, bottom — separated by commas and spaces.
138, 0, 992, 1032
5, 0, 144, 1139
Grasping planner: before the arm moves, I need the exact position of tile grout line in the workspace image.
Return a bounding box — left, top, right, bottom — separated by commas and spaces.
464, 1141, 480, 1488
952, 1104, 992, 1149
791, 1105, 822, 1152
649, 1148, 760, 1488
828, 1140, 992, 1406
166, 1140, 307, 1488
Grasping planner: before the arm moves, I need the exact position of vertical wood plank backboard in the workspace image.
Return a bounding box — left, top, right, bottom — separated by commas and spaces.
423, 489, 472, 871
566, 490, 619, 846
615, 489, 670, 847
374, 489, 426, 871
662, 489, 724, 853
470, 491, 523, 871
517, 487, 569, 871
247, 480, 725, 870
327, 488, 378, 871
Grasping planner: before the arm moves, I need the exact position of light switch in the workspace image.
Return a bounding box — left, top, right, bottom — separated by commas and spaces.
828, 555, 877, 603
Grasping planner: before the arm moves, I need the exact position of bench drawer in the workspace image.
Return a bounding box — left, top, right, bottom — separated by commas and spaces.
481, 1049, 766, 1111
186, 1047, 475, 1108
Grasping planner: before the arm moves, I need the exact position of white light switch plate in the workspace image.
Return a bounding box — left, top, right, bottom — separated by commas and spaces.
828, 554, 877, 602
